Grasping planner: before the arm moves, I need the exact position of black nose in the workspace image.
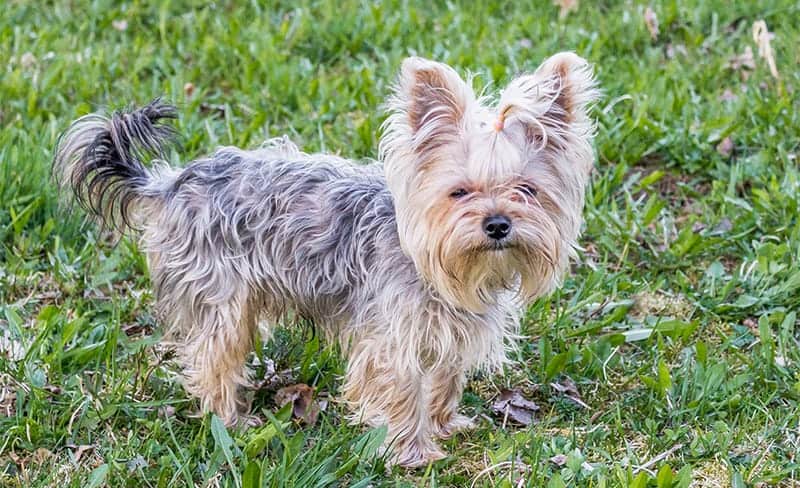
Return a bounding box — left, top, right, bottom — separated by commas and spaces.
483, 215, 511, 240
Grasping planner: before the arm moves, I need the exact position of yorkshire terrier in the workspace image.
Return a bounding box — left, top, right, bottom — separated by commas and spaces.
54, 53, 598, 467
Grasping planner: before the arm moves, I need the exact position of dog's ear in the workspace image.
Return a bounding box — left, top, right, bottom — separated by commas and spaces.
497, 52, 599, 157
382, 57, 475, 161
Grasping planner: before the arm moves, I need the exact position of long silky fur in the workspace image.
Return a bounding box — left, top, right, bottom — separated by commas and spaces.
52, 52, 598, 468
53, 98, 178, 230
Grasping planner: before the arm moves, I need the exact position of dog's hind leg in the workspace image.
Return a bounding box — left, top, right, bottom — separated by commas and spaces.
177, 291, 259, 427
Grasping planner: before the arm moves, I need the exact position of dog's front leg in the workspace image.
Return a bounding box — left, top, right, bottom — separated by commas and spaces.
344, 339, 445, 467
429, 366, 475, 439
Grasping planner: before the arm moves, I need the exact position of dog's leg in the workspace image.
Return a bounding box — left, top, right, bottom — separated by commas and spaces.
180, 295, 258, 427
344, 339, 445, 467
429, 367, 475, 439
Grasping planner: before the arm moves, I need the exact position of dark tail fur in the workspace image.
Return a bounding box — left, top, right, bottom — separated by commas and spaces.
53, 98, 179, 230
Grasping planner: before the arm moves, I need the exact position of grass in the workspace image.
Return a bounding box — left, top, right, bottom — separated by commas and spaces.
1, 0, 799, 486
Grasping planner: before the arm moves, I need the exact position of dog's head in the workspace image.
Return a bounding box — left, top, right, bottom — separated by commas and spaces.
380, 53, 599, 313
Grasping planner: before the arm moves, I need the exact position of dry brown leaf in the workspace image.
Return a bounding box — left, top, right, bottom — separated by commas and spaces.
553, 0, 578, 19
550, 377, 589, 409
491, 389, 539, 426
752, 20, 779, 80
716, 137, 734, 157
274, 383, 320, 425
644, 7, 659, 40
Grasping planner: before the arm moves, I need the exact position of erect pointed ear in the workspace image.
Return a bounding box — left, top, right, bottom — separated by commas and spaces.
382, 57, 475, 160
497, 52, 599, 153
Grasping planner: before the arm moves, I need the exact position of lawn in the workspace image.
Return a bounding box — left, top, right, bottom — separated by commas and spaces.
1, 0, 799, 486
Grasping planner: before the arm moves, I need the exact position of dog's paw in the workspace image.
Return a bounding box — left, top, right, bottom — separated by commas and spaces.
389, 440, 447, 468
435, 413, 476, 439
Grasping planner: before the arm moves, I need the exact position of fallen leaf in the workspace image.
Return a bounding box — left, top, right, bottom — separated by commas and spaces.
550, 378, 589, 409
112, 19, 128, 31
274, 383, 320, 425
491, 389, 539, 426
716, 137, 734, 157
752, 20, 779, 80
553, 0, 578, 19
644, 7, 659, 40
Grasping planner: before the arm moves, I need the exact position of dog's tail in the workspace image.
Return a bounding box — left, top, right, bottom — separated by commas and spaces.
53, 98, 179, 230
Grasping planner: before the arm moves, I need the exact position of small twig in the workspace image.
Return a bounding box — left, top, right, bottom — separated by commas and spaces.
633, 443, 684, 474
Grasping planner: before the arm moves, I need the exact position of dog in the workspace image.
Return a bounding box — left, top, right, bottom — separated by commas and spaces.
54, 53, 598, 467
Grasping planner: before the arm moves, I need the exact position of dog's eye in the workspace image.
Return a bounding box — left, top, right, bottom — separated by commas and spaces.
449, 188, 469, 199
518, 184, 538, 197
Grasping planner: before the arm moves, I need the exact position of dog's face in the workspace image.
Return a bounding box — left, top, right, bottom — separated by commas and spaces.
381, 53, 599, 313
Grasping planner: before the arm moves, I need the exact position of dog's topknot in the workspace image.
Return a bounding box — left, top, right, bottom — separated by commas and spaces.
53, 98, 179, 229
